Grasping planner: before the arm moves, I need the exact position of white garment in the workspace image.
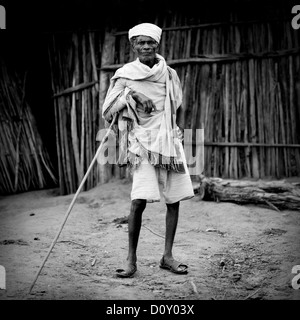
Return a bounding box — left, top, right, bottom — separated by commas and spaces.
131, 145, 194, 204
128, 23, 162, 43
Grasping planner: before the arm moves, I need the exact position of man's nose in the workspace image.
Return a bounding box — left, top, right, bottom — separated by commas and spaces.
143, 43, 151, 49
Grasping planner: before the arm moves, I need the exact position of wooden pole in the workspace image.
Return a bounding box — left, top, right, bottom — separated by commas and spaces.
28, 113, 117, 294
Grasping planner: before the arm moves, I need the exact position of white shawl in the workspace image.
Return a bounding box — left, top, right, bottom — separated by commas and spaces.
101, 54, 185, 173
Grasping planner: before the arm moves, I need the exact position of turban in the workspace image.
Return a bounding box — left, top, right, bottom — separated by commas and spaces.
128, 23, 162, 43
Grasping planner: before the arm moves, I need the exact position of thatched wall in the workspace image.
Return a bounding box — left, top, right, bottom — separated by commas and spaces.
0, 60, 57, 194
46, 3, 300, 194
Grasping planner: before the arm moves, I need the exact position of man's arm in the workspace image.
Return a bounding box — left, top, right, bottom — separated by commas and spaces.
176, 105, 184, 130
102, 78, 130, 122
130, 90, 157, 113
103, 81, 157, 122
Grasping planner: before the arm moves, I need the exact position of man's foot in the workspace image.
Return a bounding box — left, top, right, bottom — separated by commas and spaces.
159, 256, 188, 274
115, 262, 137, 278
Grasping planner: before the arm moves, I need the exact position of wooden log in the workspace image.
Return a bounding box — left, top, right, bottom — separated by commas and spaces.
194, 176, 300, 211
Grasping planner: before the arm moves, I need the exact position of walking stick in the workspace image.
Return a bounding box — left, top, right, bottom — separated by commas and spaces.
28, 114, 118, 294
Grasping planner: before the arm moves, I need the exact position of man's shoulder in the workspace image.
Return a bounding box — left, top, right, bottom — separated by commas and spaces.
167, 66, 179, 80
113, 60, 138, 79
118, 60, 138, 71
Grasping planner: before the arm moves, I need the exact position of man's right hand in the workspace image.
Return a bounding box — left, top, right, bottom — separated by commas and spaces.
131, 91, 157, 113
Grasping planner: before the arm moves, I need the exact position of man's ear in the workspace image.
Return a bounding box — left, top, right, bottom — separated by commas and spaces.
131, 41, 137, 53
131, 44, 137, 53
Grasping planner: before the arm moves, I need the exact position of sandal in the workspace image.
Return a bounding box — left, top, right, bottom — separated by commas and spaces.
159, 256, 188, 274
115, 263, 137, 278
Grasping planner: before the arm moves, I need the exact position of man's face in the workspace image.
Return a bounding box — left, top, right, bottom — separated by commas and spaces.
132, 35, 159, 66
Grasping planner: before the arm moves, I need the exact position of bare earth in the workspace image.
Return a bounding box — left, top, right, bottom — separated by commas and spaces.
0, 178, 299, 300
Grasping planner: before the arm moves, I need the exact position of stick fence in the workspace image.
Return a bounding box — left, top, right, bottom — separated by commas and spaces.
47, 15, 300, 194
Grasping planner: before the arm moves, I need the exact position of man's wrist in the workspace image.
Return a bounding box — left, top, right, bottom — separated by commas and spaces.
128, 89, 136, 99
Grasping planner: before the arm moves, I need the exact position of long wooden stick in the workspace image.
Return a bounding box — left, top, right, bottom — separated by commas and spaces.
52, 81, 97, 98
13, 71, 27, 192
28, 114, 117, 294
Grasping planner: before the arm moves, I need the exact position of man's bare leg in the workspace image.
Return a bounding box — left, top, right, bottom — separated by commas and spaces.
163, 201, 179, 259
161, 201, 188, 273
128, 199, 146, 264
116, 199, 146, 277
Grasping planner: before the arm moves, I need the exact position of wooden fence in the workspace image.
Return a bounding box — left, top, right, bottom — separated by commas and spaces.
48, 17, 300, 194
48, 32, 102, 195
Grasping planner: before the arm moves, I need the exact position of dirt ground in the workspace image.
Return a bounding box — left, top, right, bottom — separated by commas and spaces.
0, 177, 300, 300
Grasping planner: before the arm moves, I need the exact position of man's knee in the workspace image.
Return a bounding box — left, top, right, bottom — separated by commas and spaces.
131, 199, 147, 212
167, 201, 179, 209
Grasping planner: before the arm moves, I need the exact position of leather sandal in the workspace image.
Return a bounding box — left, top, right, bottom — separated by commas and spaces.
159, 256, 188, 274
115, 263, 137, 278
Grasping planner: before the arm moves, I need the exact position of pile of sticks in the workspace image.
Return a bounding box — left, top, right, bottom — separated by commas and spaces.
0, 60, 56, 194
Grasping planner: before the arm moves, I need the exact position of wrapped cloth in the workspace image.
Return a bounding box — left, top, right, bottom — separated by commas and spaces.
128, 23, 162, 43
100, 54, 186, 173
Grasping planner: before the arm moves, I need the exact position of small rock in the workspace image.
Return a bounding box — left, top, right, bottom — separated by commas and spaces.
231, 272, 242, 282
206, 228, 218, 232
269, 266, 278, 272
220, 259, 226, 267
113, 216, 128, 224
34, 237, 40, 241
235, 259, 244, 264
245, 285, 255, 290
29, 213, 35, 216
205, 228, 225, 236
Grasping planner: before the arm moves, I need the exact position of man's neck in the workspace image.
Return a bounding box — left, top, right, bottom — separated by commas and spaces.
140, 57, 159, 68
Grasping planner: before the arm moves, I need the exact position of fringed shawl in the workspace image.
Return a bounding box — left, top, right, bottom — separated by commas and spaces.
100, 54, 185, 173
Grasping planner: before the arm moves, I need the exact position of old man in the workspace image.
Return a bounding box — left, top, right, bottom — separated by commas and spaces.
102, 22, 194, 277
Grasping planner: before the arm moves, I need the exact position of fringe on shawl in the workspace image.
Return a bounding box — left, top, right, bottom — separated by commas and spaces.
127, 138, 186, 173
100, 57, 185, 173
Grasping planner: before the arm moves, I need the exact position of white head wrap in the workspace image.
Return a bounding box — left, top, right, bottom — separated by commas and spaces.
128, 23, 162, 43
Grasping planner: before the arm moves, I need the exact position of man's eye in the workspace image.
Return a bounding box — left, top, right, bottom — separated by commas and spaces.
137, 41, 156, 46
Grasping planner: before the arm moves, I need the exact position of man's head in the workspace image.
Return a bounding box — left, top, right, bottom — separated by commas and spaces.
128, 23, 162, 67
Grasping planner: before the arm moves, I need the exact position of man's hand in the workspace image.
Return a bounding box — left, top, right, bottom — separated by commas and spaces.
131, 91, 157, 113
177, 126, 184, 141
